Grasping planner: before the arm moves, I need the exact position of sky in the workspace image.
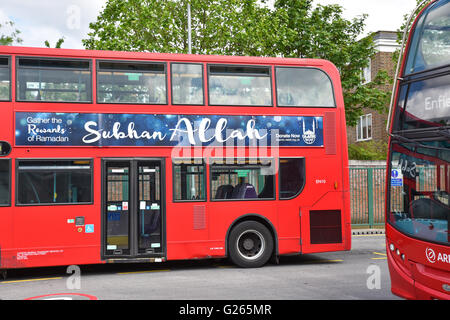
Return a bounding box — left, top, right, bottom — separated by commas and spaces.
0, 0, 419, 49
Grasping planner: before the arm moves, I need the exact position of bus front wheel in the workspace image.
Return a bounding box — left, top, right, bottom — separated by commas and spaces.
228, 221, 274, 268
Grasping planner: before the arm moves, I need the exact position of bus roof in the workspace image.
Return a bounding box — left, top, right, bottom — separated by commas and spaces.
0, 45, 336, 70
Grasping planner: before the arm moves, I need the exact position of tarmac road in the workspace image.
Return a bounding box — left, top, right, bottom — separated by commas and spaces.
0, 232, 399, 301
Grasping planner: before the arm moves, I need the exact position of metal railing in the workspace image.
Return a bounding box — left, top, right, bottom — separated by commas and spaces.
350, 167, 386, 228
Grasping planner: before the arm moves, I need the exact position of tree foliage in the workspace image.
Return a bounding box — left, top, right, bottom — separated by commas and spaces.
348, 140, 388, 160
393, 0, 429, 62
45, 37, 65, 48
0, 20, 23, 46
83, 0, 390, 125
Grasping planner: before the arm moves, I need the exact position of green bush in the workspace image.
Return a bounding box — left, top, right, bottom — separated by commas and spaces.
348, 140, 387, 160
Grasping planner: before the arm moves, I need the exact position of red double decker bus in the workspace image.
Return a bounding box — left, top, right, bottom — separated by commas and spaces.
0, 45, 350, 276
386, 0, 450, 299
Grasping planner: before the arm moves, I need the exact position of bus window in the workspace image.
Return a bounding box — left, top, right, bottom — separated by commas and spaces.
0, 57, 10, 101
404, 0, 450, 74
0, 159, 10, 206
16, 58, 91, 102
394, 74, 450, 130
171, 63, 204, 105
97, 61, 167, 104
279, 158, 305, 199
173, 159, 206, 201
17, 160, 92, 205
208, 65, 272, 106
389, 144, 449, 245
210, 159, 275, 200
275, 67, 335, 107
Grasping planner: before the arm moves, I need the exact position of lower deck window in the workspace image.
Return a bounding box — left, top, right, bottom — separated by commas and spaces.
17, 160, 92, 205
0, 159, 10, 205
210, 159, 275, 200
173, 159, 206, 201
279, 158, 306, 199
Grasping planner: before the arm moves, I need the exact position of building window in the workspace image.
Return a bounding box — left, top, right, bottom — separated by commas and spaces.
356, 114, 372, 141
362, 59, 371, 84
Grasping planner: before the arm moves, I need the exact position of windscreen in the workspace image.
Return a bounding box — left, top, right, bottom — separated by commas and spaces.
404, 0, 450, 75
387, 142, 449, 246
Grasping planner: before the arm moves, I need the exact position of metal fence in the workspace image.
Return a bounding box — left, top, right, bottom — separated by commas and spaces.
349, 167, 386, 228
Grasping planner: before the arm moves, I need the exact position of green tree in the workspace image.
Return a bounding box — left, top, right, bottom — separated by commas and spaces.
273, 0, 391, 125
83, 0, 390, 125
0, 20, 23, 46
393, 0, 428, 63
45, 37, 65, 48
83, 0, 274, 55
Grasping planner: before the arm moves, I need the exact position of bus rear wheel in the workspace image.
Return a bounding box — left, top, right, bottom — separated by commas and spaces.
228, 221, 274, 268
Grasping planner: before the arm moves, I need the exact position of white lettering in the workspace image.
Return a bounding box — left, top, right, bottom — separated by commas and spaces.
82, 121, 167, 144
424, 95, 450, 111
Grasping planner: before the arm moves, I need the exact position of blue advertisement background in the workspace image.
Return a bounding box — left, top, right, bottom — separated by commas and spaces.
15, 112, 324, 147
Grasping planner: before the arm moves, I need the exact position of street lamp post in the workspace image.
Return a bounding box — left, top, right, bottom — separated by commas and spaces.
188, 3, 192, 54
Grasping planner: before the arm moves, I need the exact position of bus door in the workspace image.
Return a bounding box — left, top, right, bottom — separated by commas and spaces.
102, 159, 164, 258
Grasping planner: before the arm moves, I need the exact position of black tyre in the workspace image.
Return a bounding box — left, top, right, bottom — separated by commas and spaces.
228, 221, 274, 268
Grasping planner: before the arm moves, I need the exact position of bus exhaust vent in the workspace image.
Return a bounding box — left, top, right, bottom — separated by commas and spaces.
324, 112, 337, 155
193, 205, 206, 230
310, 210, 342, 244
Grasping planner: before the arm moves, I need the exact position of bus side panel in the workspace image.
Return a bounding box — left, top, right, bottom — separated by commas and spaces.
0, 207, 13, 269
9, 158, 103, 268
10, 204, 102, 268
165, 204, 212, 260
276, 200, 301, 255
300, 191, 349, 254
0, 97, 14, 269
208, 201, 279, 258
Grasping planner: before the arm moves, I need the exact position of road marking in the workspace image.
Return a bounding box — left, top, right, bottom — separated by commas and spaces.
215, 265, 234, 268
353, 234, 385, 237
117, 269, 170, 275
0, 277, 62, 284
304, 259, 343, 264
371, 251, 387, 260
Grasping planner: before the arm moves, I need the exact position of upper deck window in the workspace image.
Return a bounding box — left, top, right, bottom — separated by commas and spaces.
97, 61, 167, 104
171, 63, 204, 105
17, 57, 92, 102
404, 0, 450, 74
208, 65, 272, 106
275, 67, 335, 107
0, 57, 10, 101
394, 73, 450, 130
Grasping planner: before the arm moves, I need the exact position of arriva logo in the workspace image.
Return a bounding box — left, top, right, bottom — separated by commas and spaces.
426, 247, 436, 263
426, 247, 450, 264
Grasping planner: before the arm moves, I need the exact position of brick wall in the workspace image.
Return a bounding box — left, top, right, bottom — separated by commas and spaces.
347, 32, 399, 148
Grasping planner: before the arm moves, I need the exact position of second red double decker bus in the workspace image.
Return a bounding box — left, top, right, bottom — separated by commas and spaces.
386, 0, 450, 300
